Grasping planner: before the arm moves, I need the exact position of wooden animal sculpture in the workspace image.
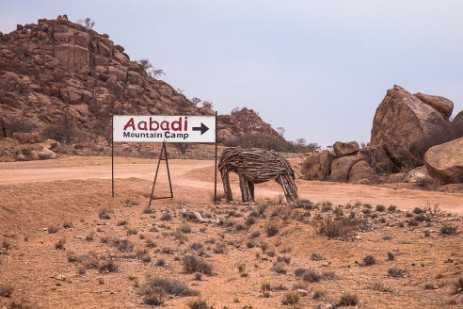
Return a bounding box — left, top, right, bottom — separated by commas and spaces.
218, 147, 298, 204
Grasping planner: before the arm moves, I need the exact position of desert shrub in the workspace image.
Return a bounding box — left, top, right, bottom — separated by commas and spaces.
160, 213, 172, 221
261, 282, 271, 291
213, 244, 226, 254
127, 228, 138, 235
245, 216, 257, 226
371, 282, 394, 293
388, 205, 397, 212
363, 255, 376, 266
161, 247, 174, 254
0, 283, 14, 297
7, 116, 37, 133
85, 233, 94, 241
234, 223, 246, 231
388, 267, 408, 278
266, 225, 279, 237
42, 115, 78, 144
187, 299, 213, 309
179, 225, 192, 233
67, 251, 79, 263
310, 252, 324, 261
182, 255, 213, 275
78, 251, 99, 270
302, 269, 321, 282
249, 231, 261, 239
54, 238, 65, 250
112, 238, 134, 252
154, 259, 166, 267
424, 283, 438, 290
62, 222, 73, 229
322, 271, 337, 280
143, 208, 155, 214
98, 259, 118, 273
143, 278, 197, 296
441, 225, 457, 235
338, 293, 358, 306
272, 261, 287, 274
413, 207, 425, 214
48, 226, 59, 234
142, 286, 165, 306
387, 252, 395, 261
414, 214, 430, 222
98, 209, 113, 220
225, 133, 297, 152
117, 220, 128, 226
318, 216, 365, 240
313, 290, 325, 300
281, 291, 299, 305
292, 199, 314, 209
294, 268, 309, 277
452, 278, 463, 294
375, 204, 385, 212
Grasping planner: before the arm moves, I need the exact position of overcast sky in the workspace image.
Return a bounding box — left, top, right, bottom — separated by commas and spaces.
1, 0, 462, 147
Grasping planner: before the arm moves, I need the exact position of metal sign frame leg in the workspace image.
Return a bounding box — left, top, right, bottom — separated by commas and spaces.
148, 142, 174, 208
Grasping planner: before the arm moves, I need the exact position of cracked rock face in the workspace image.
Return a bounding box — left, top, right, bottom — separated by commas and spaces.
370, 85, 456, 169
425, 137, 463, 184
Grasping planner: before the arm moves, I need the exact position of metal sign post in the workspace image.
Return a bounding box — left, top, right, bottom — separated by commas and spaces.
147, 142, 173, 208
111, 114, 217, 205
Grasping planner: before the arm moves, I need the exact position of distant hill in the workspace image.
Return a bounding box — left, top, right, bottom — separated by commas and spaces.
0, 15, 284, 160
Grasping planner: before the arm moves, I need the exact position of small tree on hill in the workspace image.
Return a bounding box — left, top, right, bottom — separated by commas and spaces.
77, 18, 95, 29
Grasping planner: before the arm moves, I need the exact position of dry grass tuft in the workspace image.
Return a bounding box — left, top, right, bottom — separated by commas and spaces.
0, 283, 14, 297
182, 255, 213, 275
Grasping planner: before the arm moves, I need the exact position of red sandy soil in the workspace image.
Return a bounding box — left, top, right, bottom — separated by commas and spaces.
1, 156, 463, 308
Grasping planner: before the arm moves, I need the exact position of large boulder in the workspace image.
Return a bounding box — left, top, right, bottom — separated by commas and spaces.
453, 111, 463, 138
424, 138, 463, 184
349, 160, 380, 184
319, 150, 335, 180
414, 92, 454, 119
301, 152, 321, 180
370, 85, 455, 169
404, 166, 435, 187
359, 145, 394, 174
330, 152, 364, 182
301, 150, 335, 180
333, 141, 359, 157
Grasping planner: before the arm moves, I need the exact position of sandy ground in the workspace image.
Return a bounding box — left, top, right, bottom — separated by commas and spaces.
1, 156, 463, 308
1, 156, 462, 214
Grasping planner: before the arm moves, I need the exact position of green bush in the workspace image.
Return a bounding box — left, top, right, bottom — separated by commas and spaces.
225, 133, 298, 152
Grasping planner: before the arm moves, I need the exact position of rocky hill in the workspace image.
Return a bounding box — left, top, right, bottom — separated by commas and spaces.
0, 15, 281, 161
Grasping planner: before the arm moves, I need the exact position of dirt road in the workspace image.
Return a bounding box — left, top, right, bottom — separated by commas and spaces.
1, 156, 462, 214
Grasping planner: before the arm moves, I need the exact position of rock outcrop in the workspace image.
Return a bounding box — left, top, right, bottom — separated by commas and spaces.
424, 138, 463, 184
370, 85, 455, 169
329, 152, 364, 182
359, 145, 394, 174
453, 111, 463, 138
217, 107, 281, 145
333, 141, 359, 157
301, 150, 335, 180
414, 92, 454, 119
349, 160, 380, 184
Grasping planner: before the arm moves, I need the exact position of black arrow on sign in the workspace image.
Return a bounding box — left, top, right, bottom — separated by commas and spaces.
192, 123, 209, 135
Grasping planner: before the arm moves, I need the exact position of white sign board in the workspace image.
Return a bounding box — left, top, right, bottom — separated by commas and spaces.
113, 115, 216, 143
